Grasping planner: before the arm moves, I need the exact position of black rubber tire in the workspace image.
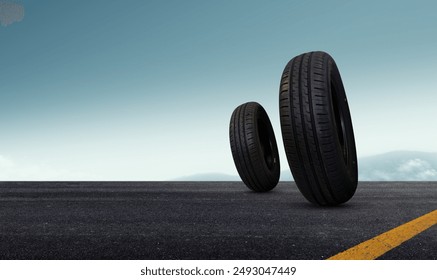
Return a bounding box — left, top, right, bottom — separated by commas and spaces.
279, 51, 358, 206
229, 102, 280, 192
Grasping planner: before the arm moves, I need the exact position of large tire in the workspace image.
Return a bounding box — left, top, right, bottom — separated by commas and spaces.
229, 102, 280, 192
279, 51, 358, 206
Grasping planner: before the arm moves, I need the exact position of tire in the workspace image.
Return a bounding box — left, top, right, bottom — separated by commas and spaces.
279, 51, 358, 206
229, 102, 280, 192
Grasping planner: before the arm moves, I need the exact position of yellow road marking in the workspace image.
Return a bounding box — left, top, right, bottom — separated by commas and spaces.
328, 209, 437, 260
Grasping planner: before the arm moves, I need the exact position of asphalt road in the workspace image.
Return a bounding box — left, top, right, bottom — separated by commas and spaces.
0, 181, 436, 260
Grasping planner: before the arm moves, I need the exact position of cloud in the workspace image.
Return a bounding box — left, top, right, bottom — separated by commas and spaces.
398, 158, 428, 172
0, 1, 24, 27
0, 154, 85, 181
0, 154, 15, 168
397, 158, 437, 180
359, 152, 437, 181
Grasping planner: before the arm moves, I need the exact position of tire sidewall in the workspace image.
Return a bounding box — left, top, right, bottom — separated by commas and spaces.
328, 58, 358, 199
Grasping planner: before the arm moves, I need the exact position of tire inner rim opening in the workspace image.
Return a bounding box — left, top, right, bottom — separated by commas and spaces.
257, 118, 275, 170
331, 82, 349, 165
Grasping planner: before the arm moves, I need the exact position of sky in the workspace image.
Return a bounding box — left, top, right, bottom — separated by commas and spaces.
1, 0, 436, 180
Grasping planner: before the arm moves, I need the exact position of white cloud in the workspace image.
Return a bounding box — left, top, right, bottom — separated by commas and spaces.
359, 152, 437, 181
396, 159, 437, 181
417, 169, 437, 180
0, 1, 24, 27
0, 154, 15, 168
0, 154, 85, 180
398, 158, 428, 172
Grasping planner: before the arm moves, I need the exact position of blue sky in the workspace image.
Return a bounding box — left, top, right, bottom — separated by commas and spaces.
1, 0, 436, 180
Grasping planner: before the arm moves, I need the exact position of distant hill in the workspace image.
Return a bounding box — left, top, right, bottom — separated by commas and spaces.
174, 151, 437, 181
359, 151, 437, 181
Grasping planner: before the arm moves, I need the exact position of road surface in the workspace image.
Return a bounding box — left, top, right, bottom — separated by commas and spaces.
0, 181, 436, 259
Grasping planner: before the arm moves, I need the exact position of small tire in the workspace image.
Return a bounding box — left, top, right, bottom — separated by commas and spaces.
229, 102, 280, 192
279, 51, 358, 205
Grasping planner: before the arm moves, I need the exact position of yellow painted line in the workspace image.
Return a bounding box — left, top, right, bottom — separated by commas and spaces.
328, 209, 437, 260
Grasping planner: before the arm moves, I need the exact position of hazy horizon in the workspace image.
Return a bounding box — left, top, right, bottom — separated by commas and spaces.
174, 150, 437, 182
